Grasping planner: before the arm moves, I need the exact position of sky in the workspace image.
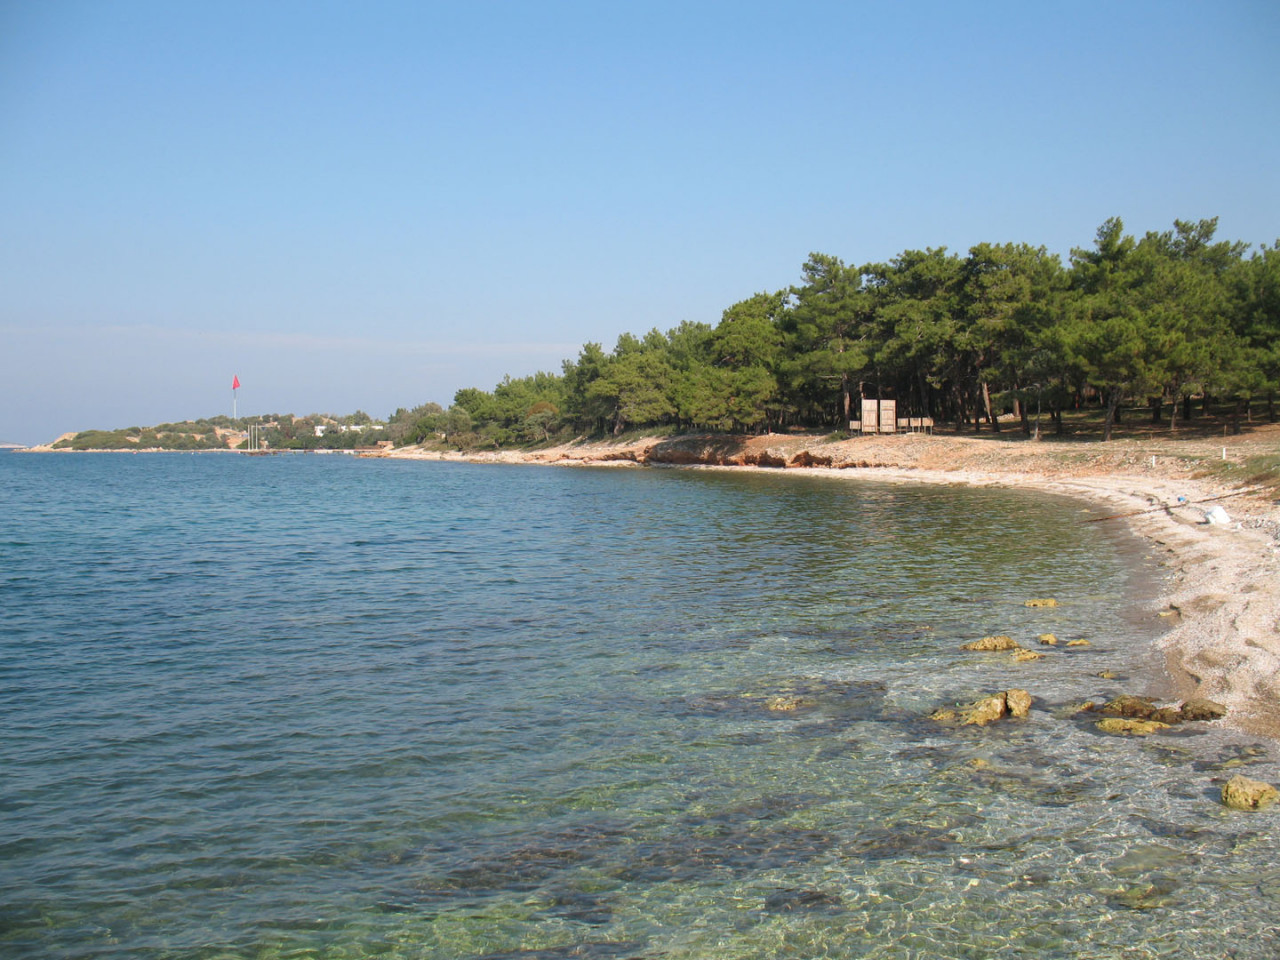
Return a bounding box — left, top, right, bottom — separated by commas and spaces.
2, 0, 1278, 445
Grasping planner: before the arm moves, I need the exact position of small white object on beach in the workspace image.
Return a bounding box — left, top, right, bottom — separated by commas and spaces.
1204, 505, 1231, 526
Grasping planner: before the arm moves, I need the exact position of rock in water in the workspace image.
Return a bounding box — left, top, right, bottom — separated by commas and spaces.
1100, 695, 1160, 719
962, 694, 1008, 726
1005, 689, 1033, 718
1037, 634, 1059, 645
1221, 775, 1279, 810
1025, 598, 1058, 607
1096, 718, 1170, 736
765, 695, 810, 712
931, 690, 1033, 726
1180, 698, 1227, 722
1098, 695, 1184, 724
961, 635, 1021, 651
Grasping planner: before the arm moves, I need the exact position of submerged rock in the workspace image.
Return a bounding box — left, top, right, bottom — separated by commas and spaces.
1098, 695, 1181, 725
1096, 717, 1170, 736
1066, 639, 1092, 647
1180, 698, 1228, 722
1037, 633, 1059, 645
1221, 774, 1279, 811
961, 635, 1020, 652
1025, 598, 1058, 607
765, 695, 812, 712
1012, 649, 1045, 663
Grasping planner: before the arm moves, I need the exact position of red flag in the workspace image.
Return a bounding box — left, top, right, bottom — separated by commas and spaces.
232, 375, 241, 390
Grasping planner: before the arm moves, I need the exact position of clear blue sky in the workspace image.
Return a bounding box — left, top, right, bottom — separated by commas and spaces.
2, 0, 1277, 444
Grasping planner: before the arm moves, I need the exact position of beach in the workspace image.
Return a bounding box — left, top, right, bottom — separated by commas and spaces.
386, 427, 1280, 740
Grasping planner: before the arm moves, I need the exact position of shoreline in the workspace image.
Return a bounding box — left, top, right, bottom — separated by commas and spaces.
387, 431, 1280, 740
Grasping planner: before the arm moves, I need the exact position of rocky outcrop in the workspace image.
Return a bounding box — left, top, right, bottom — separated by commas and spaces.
789, 451, 835, 468
1024, 598, 1058, 607
1087, 694, 1229, 733
1221, 774, 1279, 810
1097, 695, 1181, 725
743, 450, 789, 468
931, 689, 1033, 726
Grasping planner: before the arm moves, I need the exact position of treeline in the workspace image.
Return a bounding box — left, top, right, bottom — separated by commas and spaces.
55, 412, 388, 451
418, 217, 1277, 447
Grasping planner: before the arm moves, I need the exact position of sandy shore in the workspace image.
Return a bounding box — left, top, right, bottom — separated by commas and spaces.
385, 429, 1280, 739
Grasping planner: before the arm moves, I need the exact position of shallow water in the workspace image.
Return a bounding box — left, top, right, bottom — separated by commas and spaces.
1, 453, 1276, 959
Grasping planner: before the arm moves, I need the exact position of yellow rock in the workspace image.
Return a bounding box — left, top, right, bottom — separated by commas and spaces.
1095, 718, 1169, 736
1025, 598, 1058, 607
765, 695, 810, 712
1012, 649, 1045, 662
1221, 775, 1279, 810
1066, 639, 1091, 647
1037, 634, 1058, 645
962, 694, 1008, 726
932, 690, 1033, 726
1004, 689, 1033, 717
961, 635, 1020, 651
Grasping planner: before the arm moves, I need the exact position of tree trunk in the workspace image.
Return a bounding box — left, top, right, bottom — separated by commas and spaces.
1103, 387, 1120, 441
1232, 397, 1242, 435
1150, 397, 1163, 423
1020, 396, 1031, 435
841, 372, 852, 434
1269, 391, 1276, 423
982, 382, 1000, 432
1169, 392, 1180, 434
1183, 394, 1193, 421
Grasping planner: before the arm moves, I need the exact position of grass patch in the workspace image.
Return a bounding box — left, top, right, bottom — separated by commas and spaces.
1193, 452, 1280, 497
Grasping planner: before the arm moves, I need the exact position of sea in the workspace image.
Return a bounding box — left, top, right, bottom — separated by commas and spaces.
1, 451, 1277, 960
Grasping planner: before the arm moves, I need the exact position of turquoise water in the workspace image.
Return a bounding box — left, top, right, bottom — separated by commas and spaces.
1, 452, 1277, 959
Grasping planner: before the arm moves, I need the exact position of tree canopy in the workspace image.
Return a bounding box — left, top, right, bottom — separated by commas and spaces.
425, 217, 1278, 446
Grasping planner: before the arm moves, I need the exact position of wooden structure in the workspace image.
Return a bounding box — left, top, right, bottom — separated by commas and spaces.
852, 400, 934, 435
856, 399, 897, 434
